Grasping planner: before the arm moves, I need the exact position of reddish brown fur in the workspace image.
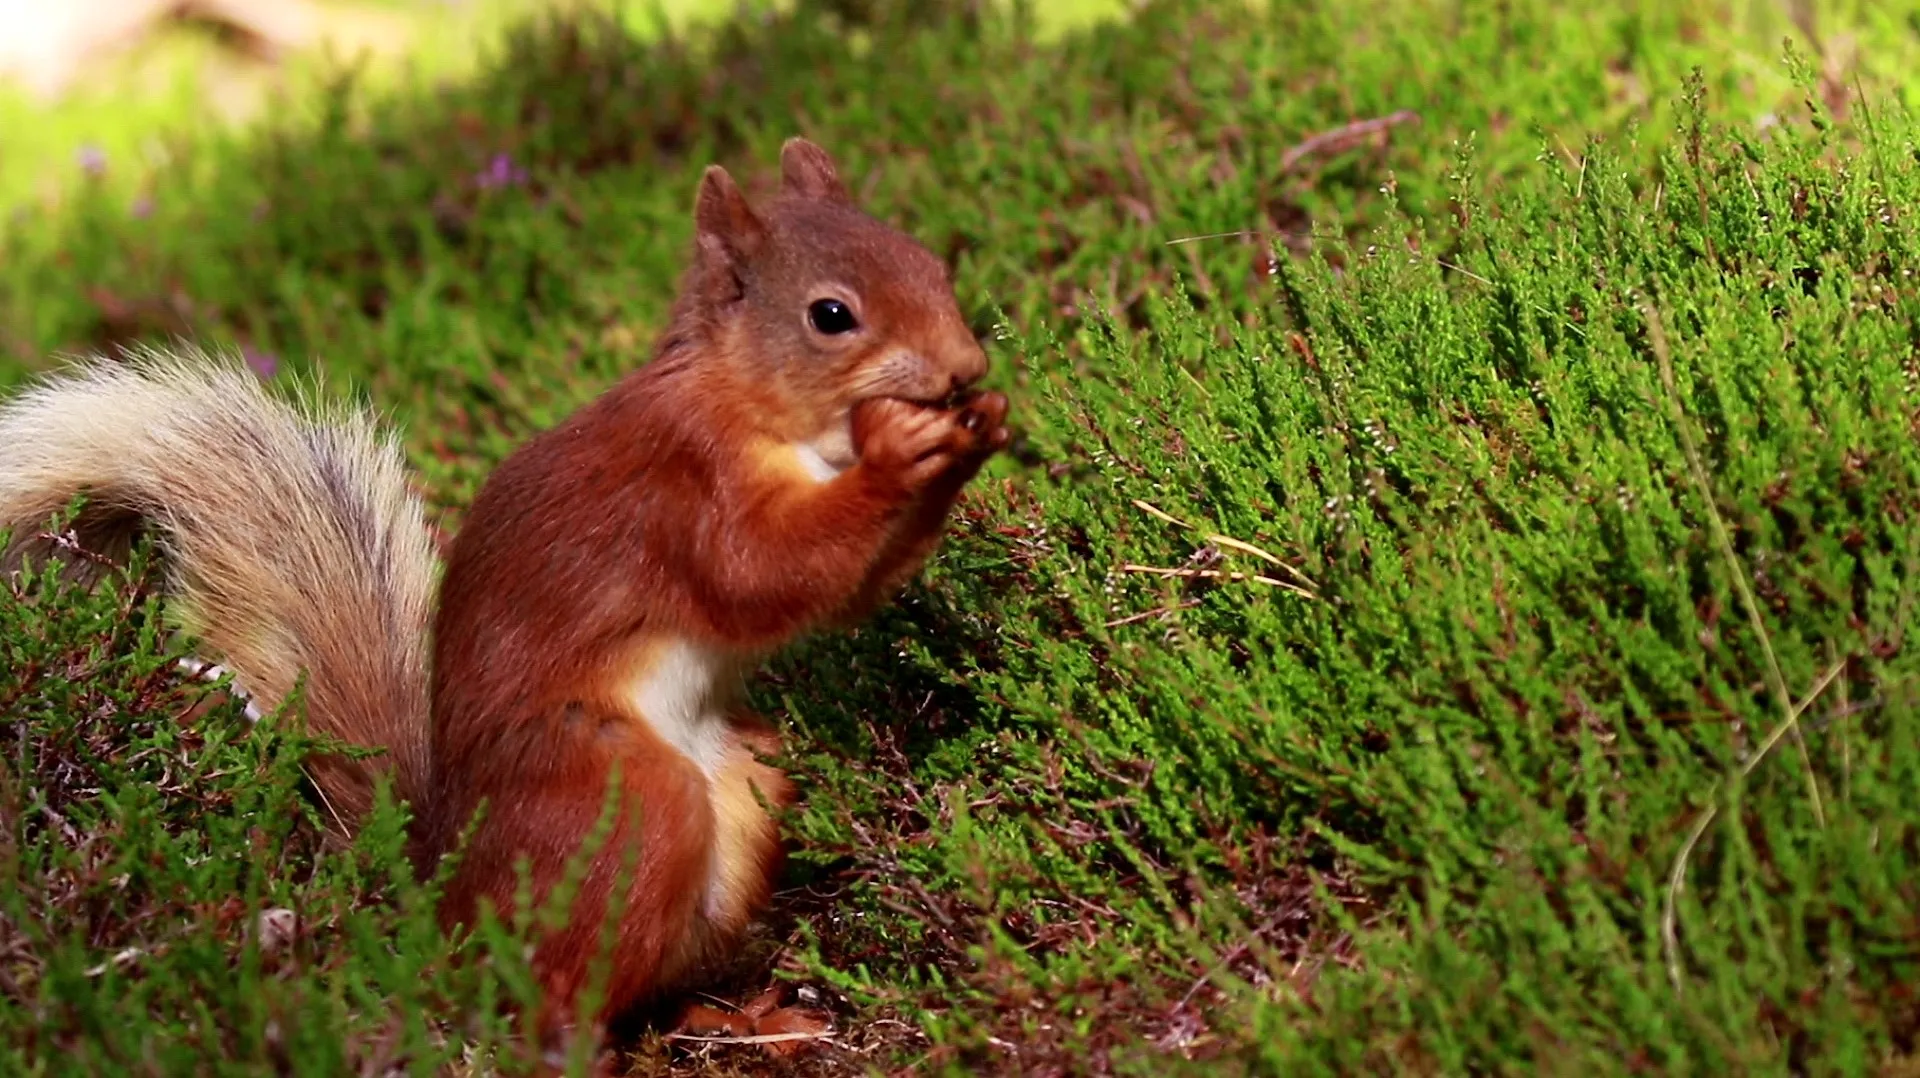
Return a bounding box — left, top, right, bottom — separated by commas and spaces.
418, 139, 1009, 1033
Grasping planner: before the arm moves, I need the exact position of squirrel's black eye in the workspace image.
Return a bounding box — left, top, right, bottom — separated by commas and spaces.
807, 298, 859, 335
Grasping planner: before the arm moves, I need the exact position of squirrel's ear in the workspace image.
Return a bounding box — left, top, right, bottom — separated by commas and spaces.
692, 166, 765, 306
779, 137, 850, 203
694, 165, 767, 263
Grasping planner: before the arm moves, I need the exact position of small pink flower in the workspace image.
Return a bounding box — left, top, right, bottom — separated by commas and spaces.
242, 347, 279, 379
474, 152, 528, 190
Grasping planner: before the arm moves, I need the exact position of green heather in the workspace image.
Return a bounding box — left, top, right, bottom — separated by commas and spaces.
6, 0, 1920, 1073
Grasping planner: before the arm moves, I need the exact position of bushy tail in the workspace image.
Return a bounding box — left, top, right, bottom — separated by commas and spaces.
0, 345, 436, 832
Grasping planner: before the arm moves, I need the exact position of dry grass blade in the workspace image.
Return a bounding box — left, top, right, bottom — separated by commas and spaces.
1164, 229, 1264, 246
1643, 304, 1826, 831
1128, 502, 1320, 596
1119, 563, 1317, 599
1206, 533, 1319, 592
1434, 259, 1494, 287
1131, 499, 1194, 529
662, 1031, 835, 1046
1105, 598, 1203, 628
1662, 656, 1848, 993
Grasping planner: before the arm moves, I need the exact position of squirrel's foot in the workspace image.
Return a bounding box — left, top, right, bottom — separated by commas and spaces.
673, 985, 833, 1059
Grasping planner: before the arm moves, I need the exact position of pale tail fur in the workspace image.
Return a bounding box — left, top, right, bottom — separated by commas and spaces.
0, 345, 436, 832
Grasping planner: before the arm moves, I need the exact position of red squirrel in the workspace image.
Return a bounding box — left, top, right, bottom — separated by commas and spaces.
0, 138, 1009, 1041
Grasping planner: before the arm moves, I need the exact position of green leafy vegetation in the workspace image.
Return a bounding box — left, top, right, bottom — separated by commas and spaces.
6, 0, 1920, 1073
0, 516, 565, 1073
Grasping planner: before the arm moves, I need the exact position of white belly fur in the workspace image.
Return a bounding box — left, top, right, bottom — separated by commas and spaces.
791, 440, 848, 483
625, 637, 740, 779
622, 637, 769, 925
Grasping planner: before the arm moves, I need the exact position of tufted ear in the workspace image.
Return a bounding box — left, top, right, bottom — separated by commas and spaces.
695, 165, 767, 258
779, 137, 850, 203
691, 165, 766, 303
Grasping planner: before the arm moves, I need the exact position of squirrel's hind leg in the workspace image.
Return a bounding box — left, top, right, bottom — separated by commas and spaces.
434, 719, 716, 1032
695, 716, 793, 938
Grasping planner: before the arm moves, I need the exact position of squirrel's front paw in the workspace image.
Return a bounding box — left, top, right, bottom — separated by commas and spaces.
853, 391, 1009, 492
952, 390, 1011, 452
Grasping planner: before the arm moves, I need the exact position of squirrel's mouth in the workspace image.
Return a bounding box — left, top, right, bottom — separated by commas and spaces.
933, 385, 980, 410
855, 357, 984, 410
874, 384, 979, 411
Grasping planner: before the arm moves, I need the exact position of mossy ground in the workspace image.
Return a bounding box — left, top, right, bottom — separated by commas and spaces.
6, 1, 1920, 1073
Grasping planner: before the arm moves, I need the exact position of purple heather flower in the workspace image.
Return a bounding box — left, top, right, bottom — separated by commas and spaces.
475, 152, 528, 190
77, 144, 106, 176
242, 347, 280, 379
131, 196, 153, 219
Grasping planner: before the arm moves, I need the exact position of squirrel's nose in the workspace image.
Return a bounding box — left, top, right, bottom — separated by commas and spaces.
949, 342, 989, 389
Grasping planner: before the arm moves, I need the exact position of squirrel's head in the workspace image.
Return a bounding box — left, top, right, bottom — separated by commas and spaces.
680, 138, 988, 445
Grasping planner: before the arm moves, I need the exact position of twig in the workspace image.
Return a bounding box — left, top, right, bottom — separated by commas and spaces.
1171, 908, 1288, 1016
1280, 110, 1421, 172
1162, 111, 1417, 248
1644, 305, 1825, 829
36, 528, 115, 570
